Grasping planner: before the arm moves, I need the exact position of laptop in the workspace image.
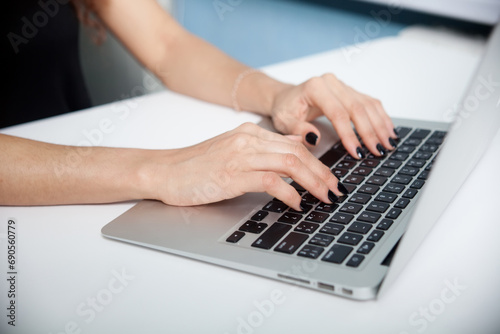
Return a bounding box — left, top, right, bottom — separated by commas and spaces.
101, 22, 500, 300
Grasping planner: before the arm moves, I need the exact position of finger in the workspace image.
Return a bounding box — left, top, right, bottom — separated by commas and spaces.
279, 117, 322, 147
238, 171, 303, 210
365, 93, 398, 139
302, 78, 363, 159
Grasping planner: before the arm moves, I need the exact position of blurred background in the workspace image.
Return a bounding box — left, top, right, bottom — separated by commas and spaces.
79, 0, 498, 107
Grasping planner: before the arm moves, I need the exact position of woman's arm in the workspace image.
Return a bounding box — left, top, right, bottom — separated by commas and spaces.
93, 0, 398, 158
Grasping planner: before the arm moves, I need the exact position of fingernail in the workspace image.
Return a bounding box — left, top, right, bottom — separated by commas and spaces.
356, 147, 365, 159
376, 143, 386, 156
305, 132, 318, 146
328, 190, 339, 203
393, 128, 400, 139
337, 182, 349, 195
389, 137, 397, 148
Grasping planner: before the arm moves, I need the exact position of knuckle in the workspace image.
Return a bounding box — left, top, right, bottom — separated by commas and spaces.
262, 172, 281, 190
283, 153, 300, 169
321, 73, 337, 81
304, 76, 323, 92
349, 102, 367, 118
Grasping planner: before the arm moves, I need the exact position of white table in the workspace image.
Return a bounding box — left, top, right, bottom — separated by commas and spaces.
1, 26, 499, 334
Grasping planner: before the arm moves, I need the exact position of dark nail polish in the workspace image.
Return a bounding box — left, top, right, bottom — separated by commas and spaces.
337, 182, 349, 195
305, 132, 318, 146
328, 190, 339, 203
389, 137, 397, 148
393, 128, 400, 139
376, 143, 386, 156
356, 147, 365, 159
299, 202, 307, 212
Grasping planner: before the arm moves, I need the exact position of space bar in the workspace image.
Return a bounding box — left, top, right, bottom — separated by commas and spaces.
252, 223, 292, 250
319, 147, 345, 168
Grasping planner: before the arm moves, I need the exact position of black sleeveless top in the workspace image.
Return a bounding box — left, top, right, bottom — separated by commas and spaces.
2, 1, 92, 128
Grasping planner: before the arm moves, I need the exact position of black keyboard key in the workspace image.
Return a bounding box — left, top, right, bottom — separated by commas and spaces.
251, 210, 268, 221
358, 211, 381, 224
305, 211, 329, 223
384, 183, 405, 194
376, 219, 394, 231
394, 198, 410, 209
420, 144, 439, 153
344, 174, 365, 185
410, 129, 431, 139
339, 203, 363, 214
320, 148, 345, 168
358, 184, 380, 195
332, 169, 349, 179
400, 167, 419, 176
252, 223, 291, 249
336, 160, 356, 169
357, 241, 375, 254
294, 222, 320, 234
290, 181, 305, 193
352, 167, 372, 176
406, 159, 426, 168
274, 232, 309, 254
320, 223, 345, 236
418, 171, 430, 180
425, 137, 444, 145
386, 208, 402, 219
226, 231, 245, 243
302, 193, 320, 205
382, 160, 402, 169
263, 201, 288, 213
346, 254, 365, 268
277, 212, 302, 224
330, 213, 354, 224
366, 176, 388, 186
367, 230, 385, 242
392, 174, 412, 185
374, 168, 395, 177
348, 193, 372, 204
315, 202, 338, 213
389, 152, 409, 161
414, 151, 432, 160
322, 244, 353, 264
239, 221, 268, 233
297, 244, 324, 259
397, 145, 415, 154
367, 201, 390, 213
394, 126, 412, 139
411, 179, 425, 189
402, 188, 418, 199
360, 159, 380, 168
404, 138, 421, 146
347, 222, 372, 234
309, 233, 335, 247
375, 192, 397, 203
338, 232, 363, 245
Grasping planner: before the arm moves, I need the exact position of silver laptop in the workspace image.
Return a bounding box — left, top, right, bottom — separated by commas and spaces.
102, 22, 500, 300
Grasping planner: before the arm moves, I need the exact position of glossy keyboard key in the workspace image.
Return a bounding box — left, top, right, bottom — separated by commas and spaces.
309, 233, 335, 247
277, 212, 302, 224
251, 210, 268, 221
263, 201, 288, 213
320, 223, 344, 236
366, 176, 388, 186
322, 244, 353, 264
392, 174, 412, 185
375, 192, 397, 203
347, 222, 372, 235
294, 222, 320, 234
297, 244, 324, 259
252, 223, 291, 249
344, 174, 365, 185
358, 211, 381, 224
338, 232, 363, 245
330, 213, 354, 224
339, 203, 363, 214
358, 184, 380, 195
226, 231, 245, 243
305, 211, 329, 223
239, 221, 268, 234
367, 201, 390, 213
348, 193, 372, 204
346, 254, 365, 268
384, 183, 405, 194
315, 202, 338, 213
274, 232, 308, 254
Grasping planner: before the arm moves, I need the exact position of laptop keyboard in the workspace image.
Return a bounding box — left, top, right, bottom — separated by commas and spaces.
225, 127, 447, 268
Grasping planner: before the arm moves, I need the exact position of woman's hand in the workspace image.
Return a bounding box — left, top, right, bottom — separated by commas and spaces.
147, 123, 346, 210
270, 73, 398, 159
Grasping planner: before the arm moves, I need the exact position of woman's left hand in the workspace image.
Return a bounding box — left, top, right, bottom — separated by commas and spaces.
270, 73, 398, 159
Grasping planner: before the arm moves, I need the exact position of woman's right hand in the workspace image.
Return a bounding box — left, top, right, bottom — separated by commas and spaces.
144, 122, 346, 211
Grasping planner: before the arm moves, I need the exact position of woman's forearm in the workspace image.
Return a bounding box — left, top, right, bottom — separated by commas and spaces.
0, 134, 159, 206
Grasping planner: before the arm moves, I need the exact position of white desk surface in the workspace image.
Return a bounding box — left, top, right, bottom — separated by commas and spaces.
1, 26, 499, 334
